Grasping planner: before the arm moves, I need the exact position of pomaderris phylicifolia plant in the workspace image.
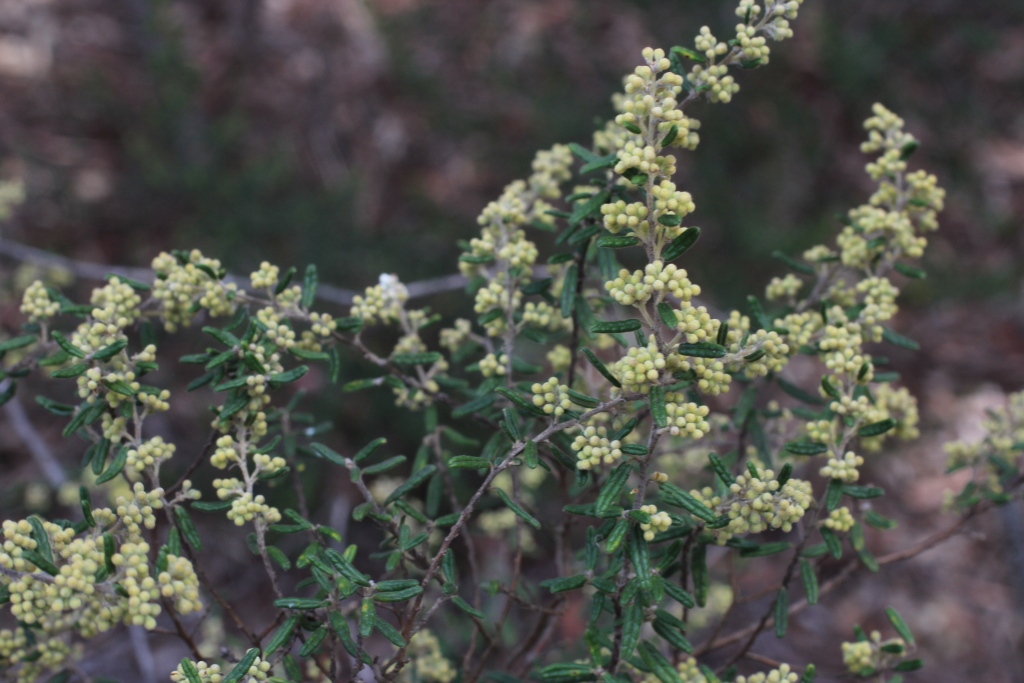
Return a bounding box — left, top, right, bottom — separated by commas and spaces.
2, 1, 1021, 682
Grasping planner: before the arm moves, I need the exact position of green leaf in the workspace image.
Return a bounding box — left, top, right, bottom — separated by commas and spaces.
301, 265, 318, 308
649, 386, 668, 428
269, 365, 308, 384
35, 396, 75, 416
452, 392, 498, 418
222, 648, 260, 683
560, 263, 578, 318
774, 587, 789, 638
373, 616, 406, 647
362, 455, 407, 475
638, 641, 682, 683
542, 574, 588, 594
597, 235, 640, 248
79, 486, 95, 527
493, 487, 541, 529
820, 527, 842, 559
373, 585, 424, 602
274, 597, 323, 610
329, 612, 357, 657
893, 659, 923, 672
0, 334, 37, 355
826, 478, 844, 511
581, 348, 621, 388
354, 437, 387, 463
384, 465, 437, 505
22, 549, 58, 575
659, 484, 718, 523
671, 46, 707, 63
102, 379, 136, 396
448, 455, 492, 470
179, 659, 203, 683
893, 262, 926, 279
676, 342, 727, 359
570, 190, 611, 226
771, 250, 815, 275
175, 506, 203, 551
843, 485, 884, 499
265, 616, 298, 656
708, 452, 735, 485
496, 387, 548, 417
899, 140, 919, 160
591, 319, 642, 334
596, 462, 632, 515
51, 363, 89, 379
92, 339, 128, 361
882, 326, 920, 351
776, 377, 826, 405
580, 154, 618, 175
691, 544, 708, 607
656, 303, 678, 330
785, 441, 828, 456
445, 595, 484, 618
865, 510, 897, 530
858, 419, 895, 437
800, 559, 818, 605
885, 607, 916, 645
740, 542, 791, 557
94, 446, 128, 484
51, 331, 85, 358
28, 517, 52, 563
662, 227, 701, 261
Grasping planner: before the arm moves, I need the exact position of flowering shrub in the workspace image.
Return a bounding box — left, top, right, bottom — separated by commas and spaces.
2, 1, 1022, 682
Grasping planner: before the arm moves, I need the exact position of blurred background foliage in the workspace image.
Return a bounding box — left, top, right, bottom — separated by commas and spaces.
1, 0, 1023, 680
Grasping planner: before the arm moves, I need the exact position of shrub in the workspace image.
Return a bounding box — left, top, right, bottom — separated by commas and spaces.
2, 1, 1021, 682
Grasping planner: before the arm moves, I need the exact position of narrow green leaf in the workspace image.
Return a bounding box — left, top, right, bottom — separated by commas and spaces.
800, 559, 818, 605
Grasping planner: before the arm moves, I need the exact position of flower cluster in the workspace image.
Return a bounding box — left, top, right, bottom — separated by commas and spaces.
841, 631, 907, 676
689, 466, 812, 543
152, 251, 237, 331
352, 273, 408, 325
531, 377, 573, 417
822, 506, 855, 533
820, 451, 864, 483
572, 424, 624, 470
638, 504, 672, 540
20, 280, 59, 321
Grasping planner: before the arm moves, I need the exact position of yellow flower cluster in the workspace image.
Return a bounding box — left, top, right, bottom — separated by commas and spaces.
114, 482, 164, 534
689, 466, 812, 543
734, 663, 799, 683
522, 302, 570, 331
249, 261, 279, 290
152, 251, 238, 332
572, 424, 624, 470
531, 378, 573, 417
20, 280, 59, 321
602, 200, 649, 235
856, 276, 898, 341
822, 506, 855, 533
674, 304, 717, 344
638, 504, 672, 540
613, 336, 666, 392
439, 319, 472, 352
126, 436, 176, 473
478, 352, 508, 378
215, 481, 282, 527
171, 660, 224, 683
819, 451, 864, 483
171, 656, 271, 683
663, 394, 711, 438
402, 630, 457, 683
765, 273, 802, 302
352, 273, 408, 325
841, 631, 906, 676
